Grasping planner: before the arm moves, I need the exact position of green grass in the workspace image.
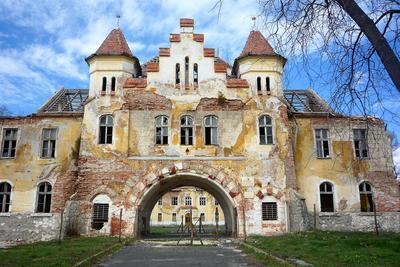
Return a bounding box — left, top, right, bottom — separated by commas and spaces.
0, 236, 127, 267
245, 231, 400, 267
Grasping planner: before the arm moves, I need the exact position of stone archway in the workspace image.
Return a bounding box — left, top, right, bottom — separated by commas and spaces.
135, 172, 238, 237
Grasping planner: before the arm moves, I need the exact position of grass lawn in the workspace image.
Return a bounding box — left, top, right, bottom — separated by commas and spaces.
244, 231, 400, 267
0, 236, 127, 267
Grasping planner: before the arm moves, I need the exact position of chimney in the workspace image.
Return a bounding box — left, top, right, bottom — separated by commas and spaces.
180, 18, 194, 33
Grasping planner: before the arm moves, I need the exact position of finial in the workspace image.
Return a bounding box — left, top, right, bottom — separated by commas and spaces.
252, 16, 256, 30
116, 15, 121, 28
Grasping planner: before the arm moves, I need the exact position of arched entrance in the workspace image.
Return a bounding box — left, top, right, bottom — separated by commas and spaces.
136, 173, 238, 238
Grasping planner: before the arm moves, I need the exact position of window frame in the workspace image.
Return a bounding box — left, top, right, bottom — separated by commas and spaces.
175, 63, 180, 85
0, 181, 12, 213
40, 128, 58, 159
1, 128, 18, 158
199, 196, 206, 206
98, 114, 114, 145
155, 115, 169, 145
314, 128, 331, 159
111, 77, 116, 92
158, 198, 162, 206
180, 115, 194, 146
262, 202, 278, 220
204, 115, 219, 146
92, 203, 109, 223
171, 196, 178, 206
319, 181, 335, 212
158, 213, 162, 222
256, 76, 262, 93
172, 212, 177, 222
184, 196, 192, 206
265, 77, 271, 92
184, 56, 189, 86
353, 129, 369, 159
102, 77, 107, 92
193, 63, 198, 86
258, 114, 274, 145
35, 181, 52, 213
359, 181, 374, 212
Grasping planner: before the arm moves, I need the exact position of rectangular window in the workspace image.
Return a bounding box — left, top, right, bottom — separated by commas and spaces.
315, 129, 330, 158
180, 127, 193, 145
320, 194, 334, 212
262, 202, 278, 220
1, 128, 18, 158
158, 213, 162, 222
266, 77, 270, 92
93, 203, 109, 222
172, 212, 177, 222
171, 196, 178, 206
185, 196, 192, 206
353, 129, 368, 159
205, 127, 218, 145
199, 196, 206, 206
158, 198, 162, 206
41, 128, 57, 158
200, 213, 205, 221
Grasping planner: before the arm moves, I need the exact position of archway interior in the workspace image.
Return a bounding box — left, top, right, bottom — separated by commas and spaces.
138, 174, 236, 237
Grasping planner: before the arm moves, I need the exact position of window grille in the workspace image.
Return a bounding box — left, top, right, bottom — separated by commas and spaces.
262, 202, 277, 220
93, 203, 109, 222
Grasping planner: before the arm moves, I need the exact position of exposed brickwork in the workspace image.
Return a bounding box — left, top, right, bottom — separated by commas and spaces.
92, 29, 133, 57
180, 18, 194, 27
146, 62, 159, 72
123, 89, 172, 110
226, 79, 249, 88
203, 48, 215, 57
196, 98, 245, 111
193, 34, 204, 42
239, 30, 276, 58
159, 48, 170, 57
214, 62, 227, 73
123, 78, 147, 88
169, 34, 180, 42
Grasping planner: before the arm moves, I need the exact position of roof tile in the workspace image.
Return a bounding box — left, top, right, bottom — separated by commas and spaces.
95, 28, 133, 57
240, 31, 276, 57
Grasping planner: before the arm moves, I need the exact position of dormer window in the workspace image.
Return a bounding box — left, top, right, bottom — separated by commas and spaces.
194, 63, 198, 86
175, 63, 180, 84
266, 77, 270, 92
185, 56, 189, 86
257, 77, 261, 93
111, 77, 116, 92
102, 77, 107, 92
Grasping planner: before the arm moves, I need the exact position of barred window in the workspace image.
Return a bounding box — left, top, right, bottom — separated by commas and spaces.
199, 196, 206, 206
0, 182, 12, 213
315, 129, 330, 158
36, 182, 52, 213
204, 115, 218, 145
180, 115, 193, 145
41, 128, 57, 158
320, 182, 334, 212
155, 115, 169, 145
359, 182, 374, 212
1, 128, 18, 158
353, 129, 368, 159
171, 196, 178, 206
185, 196, 192, 206
262, 202, 277, 220
259, 115, 273, 145
99, 115, 113, 144
93, 203, 109, 222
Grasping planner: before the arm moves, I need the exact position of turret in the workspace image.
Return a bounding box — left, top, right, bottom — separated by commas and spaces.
85, 28, 141, 97
232, 31, 286, 96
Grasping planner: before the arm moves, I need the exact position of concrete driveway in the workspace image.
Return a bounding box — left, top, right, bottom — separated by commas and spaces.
99, 239, 264, 267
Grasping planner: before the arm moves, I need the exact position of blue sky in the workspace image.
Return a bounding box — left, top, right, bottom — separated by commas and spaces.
0, 0, 399, 138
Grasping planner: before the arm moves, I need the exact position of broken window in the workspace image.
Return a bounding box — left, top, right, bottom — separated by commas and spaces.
172, 212, 177, 222
1, 128, 18, 158
0, 182, 11, 213
111, 77, 116, 92
92, 203, 109, 230
158, 213, 162, 222
184, 56, 189, 86
262, 202, 277, 220
158, 198, 162, 206
315, 129, 330, 158
359, 182, 374, 212
180, 115, 193, 145
353, 129, 368, 159
259, 115, 273, 145
257, 77, 261, 92
266, 77, 270, 92
36, 182, 52, 213
41, 128, 57, 158
171, 196, 178, 206
320, 182, 334, 212
102, 77, 107, 92
199, 196, 206, 206
175, 63, 180, 84
99, 115, 113, 144
204, 115, 218, 145
155, 115, 169, 145
200, 213, 205, 221
194, 63, 198, 86
185, 196, 192, 206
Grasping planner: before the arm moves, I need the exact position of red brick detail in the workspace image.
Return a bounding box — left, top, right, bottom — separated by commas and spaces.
240, 30, 276, 57
111, 216, 127, 236
147, 62, 159, 72
193, 34, 204, 42
170, 34, 180, 42
226, 79, 249, 88
214, 62, 227, 73
159, 48, 170, 57
204, 48, 215, 57
196, 98, 245, 111
123, 78, 147, 89
180, 18, 194, 27
123, 89, 172, 110
267, 184, 273, 196
256, 190, 264, 199
229, 191, 239, 198
95, 29, 133, 57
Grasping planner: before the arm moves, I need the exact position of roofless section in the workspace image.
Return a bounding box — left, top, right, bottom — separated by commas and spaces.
36, 89, 88, 115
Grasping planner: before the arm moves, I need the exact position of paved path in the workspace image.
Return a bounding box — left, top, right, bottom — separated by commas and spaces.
99, 239, 264, 267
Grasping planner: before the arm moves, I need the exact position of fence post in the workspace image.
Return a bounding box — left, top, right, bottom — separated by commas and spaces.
119, 208, 122, 242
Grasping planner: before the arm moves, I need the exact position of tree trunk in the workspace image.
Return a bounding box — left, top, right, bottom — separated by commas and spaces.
335, 0, 400, 93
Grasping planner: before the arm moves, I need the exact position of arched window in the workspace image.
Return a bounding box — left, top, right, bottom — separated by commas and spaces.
175, 63, 180, 84
111, 77, 116, 92
266, 77, 270, 92
257, 77, 261, 92
259, 115, 273, 145
155, 115, 169, 145
204, 115, 218, 145
0, 182, 11, 213
180, 115, 193, 145
320, 182, 334, 212
193, 63, 198, 86
184, 56, 189, 86
99, 115, 113, 144
36, 182, 52, 213
359, 182, 374, 212
102, 77, 107, 92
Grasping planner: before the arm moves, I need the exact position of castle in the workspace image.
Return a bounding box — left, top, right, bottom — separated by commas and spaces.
0, 18, 399, 245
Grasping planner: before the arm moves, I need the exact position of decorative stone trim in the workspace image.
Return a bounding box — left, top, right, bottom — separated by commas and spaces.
123, 78, 147, 89
169, 34, 180, 42
193, 34, 204, 42
226, 79, 249, 88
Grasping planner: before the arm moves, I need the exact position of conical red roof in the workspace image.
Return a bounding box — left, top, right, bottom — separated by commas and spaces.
239, 31, 276, 57
94, 28, 133, 57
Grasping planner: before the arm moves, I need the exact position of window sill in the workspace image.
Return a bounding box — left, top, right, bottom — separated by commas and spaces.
0, 213, 11, 217
39, 157, 56, 160
355, 157, 369, 160
318, 212, 339, 217
30, 213, 53, 217
316, 157, 332, 160
0, 157, 16, 160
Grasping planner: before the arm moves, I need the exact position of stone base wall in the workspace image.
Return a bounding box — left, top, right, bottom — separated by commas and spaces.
288, 190, 310, 232
0, 213, 61, 248
310, 212, 400, 232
